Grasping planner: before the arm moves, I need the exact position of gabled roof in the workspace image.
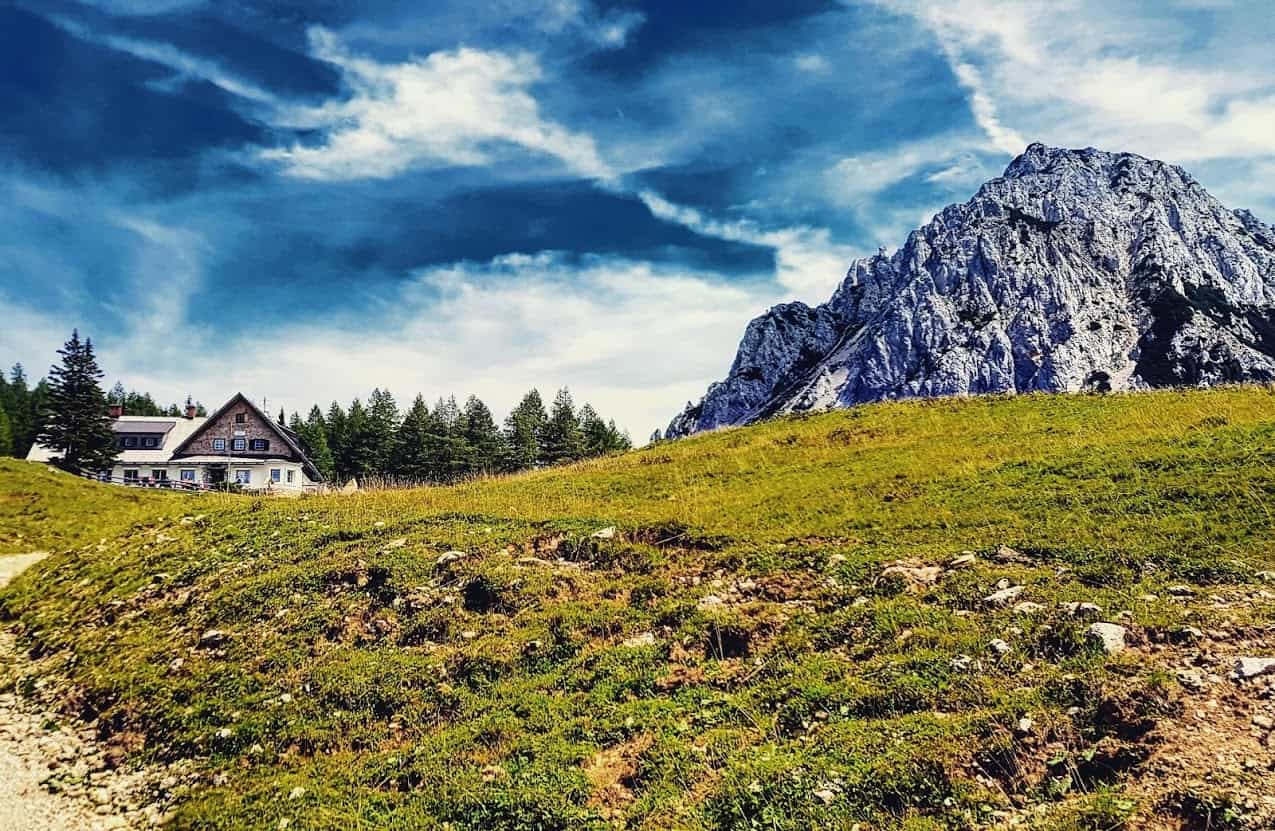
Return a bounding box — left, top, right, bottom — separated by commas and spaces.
27, 415, 207, 465
169, 392, 323, 482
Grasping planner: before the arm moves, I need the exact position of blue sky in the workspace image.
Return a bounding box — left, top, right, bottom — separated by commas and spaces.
2, 0, 1274, 437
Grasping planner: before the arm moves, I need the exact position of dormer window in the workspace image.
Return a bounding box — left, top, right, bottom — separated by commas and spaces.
143, 437, 157, 448
124, 436, 138, 448
250, 439, 269, 451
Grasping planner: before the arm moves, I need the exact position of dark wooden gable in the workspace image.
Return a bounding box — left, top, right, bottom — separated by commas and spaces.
170, 393, 322, 481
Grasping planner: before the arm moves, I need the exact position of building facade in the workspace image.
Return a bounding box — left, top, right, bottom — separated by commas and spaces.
27, 393, 323, 492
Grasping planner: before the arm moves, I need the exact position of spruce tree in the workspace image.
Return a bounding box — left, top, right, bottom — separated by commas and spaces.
460, 395, 502, 475
37, 330, 119, 474
7, 365, 34, 457
367, 388, 401, 473
289, 406, 334, 481
541, 387, 584, 466
393, 395, 434, 481
325, 401, 348, 479
0, 407, 11, 457
341, 398, 379, 481
502, 389, 547, 472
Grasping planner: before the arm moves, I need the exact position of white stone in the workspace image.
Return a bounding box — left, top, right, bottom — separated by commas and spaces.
1087, 622, 1128, 654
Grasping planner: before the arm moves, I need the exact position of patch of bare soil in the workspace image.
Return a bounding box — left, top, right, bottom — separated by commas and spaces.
583, 734, 654, 819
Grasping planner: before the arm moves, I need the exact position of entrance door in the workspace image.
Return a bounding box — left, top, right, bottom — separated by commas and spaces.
207, 465, 227, 485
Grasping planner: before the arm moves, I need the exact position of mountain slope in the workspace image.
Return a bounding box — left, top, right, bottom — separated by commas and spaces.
668, 143, 1275, 437
4, 389, 1275, 829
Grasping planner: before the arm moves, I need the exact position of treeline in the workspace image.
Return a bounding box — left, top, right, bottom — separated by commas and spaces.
0, 364, 49, 458
0, 364, 210, 459
106, 383, 207, 418
286, 387, 630, 484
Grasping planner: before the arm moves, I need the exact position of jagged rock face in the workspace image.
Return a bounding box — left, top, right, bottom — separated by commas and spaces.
668, 144, 1275, 437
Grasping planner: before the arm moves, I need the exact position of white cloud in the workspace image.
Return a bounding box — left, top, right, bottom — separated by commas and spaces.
5, 252, 779, 442
261, 31, 614, 182
637, 192, 858, 300
870, 0, 1275, 164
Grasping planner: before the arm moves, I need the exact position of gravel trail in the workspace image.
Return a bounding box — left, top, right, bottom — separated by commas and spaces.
0, 553, 120, 831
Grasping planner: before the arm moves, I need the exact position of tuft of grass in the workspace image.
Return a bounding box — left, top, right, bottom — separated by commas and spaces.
2, 387, 1275, 829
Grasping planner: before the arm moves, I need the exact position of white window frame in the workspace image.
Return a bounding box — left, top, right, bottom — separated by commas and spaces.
212, 438, 226, 451
251, 438, 269, 451
123, 469, 140, 482
232, 438, 247, 451
286, 469, 295, 484
270, 468, 282, 483
234, 469, 252, 484
151, 470, 168, 481
180, 469, 196, 482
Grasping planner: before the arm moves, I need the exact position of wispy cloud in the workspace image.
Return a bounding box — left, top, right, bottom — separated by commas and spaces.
261, 30, 614, 182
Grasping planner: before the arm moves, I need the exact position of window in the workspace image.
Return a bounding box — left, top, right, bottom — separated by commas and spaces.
286, 470, 295, 484
180, 469, 196, 482
251, 438, 270, 451
123, 469, 139, 482
124, 436, 138, 448
212, 438, 227, 451
270, 468, 282, 482
143, 437, 157, 448
152, 470, 168, 481
235, 413, 246, 424
232, 438, 247, 451
235, 469, 251, 484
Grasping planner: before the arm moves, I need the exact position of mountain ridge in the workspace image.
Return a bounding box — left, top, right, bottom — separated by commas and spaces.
667, 143, 1275, 437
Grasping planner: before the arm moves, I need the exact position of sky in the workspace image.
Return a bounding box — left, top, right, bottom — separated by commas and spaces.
2, 0, 1274, 439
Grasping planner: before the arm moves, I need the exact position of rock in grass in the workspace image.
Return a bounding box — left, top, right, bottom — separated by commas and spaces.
622, 632, 657, 648
1087, 622, 1128, 654
1012, 601, 1044, 615
197, 629, 227, 649
1232, 657, 1275, 680
881, 559, 943, 588
436, 550, 466, 567
983, 585, 1025, 606
591, 526, 616, 539
988, 639, 1012, 656
288, 786, 306, 800
1061, 601, 1103, 618
947, 553, 977, 570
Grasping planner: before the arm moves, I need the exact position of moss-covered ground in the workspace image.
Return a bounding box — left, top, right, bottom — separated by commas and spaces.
3, 387, 1275, 829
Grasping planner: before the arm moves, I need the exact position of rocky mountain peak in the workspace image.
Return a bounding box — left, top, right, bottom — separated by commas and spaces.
667, 144, 1275, 438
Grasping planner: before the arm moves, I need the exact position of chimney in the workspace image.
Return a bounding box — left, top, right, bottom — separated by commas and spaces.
185, 403, 197, 419
109, 404, 123, 419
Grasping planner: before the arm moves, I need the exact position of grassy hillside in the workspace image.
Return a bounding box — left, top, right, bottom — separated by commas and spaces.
3, 388, 1275, 830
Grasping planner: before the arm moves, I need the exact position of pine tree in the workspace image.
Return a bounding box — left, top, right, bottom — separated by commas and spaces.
0, 407, 12, 457
277, 407, 286, 426
291, 406, 334, 481
37, 331, 119, 474
325, 401, 347, 479
367, 388, 401, 473
107, 381, 127, 406
6, 365, 34, 457
460, 395, 502, 475
541, 387, 584, 466
430, 396, 467, 481
392, 395, 435, 481
502, 389, 547, 472
341, 398, 379, 481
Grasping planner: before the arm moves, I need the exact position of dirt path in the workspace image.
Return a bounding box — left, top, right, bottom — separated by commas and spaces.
0, 553, 139, 831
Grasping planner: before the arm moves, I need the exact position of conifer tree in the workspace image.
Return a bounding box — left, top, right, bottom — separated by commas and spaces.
325, 401, 347, 479
6, 365, 36, 457
460, 395, 502, 475
37, 330, 118, 474
541, 387, 584, 465
341, 398, 378, 481
0, 407, 11, 457
393, 395, 435, 481
294, 405, 335, 481
367, 388, 401, 472
502, 389, 547, 472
